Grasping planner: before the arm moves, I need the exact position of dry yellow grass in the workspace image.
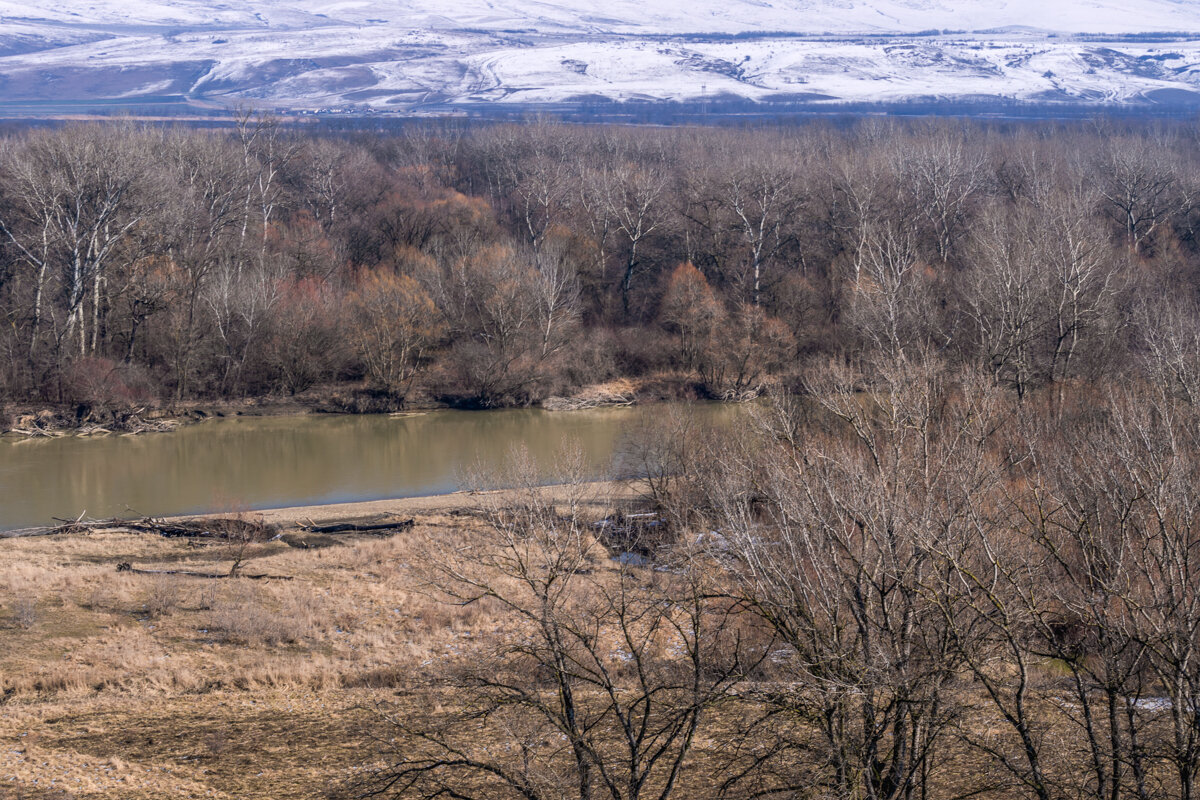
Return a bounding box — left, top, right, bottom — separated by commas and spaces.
0, 482, 1152, 800
0, 484, 639, 799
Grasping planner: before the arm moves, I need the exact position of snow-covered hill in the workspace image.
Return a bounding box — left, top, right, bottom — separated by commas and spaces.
2, 0, 1199, 112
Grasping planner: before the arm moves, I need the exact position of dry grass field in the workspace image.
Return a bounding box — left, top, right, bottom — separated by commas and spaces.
0, 486, 641, 800
2, 480, 1166, 800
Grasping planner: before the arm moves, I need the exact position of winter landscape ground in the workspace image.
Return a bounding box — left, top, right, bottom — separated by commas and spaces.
2, 0, 1200, 114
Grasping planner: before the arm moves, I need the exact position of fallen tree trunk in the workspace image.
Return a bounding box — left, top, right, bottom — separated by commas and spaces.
2, 516, 275, 540
2, 526, 71, 539
7, 427, 66, 438
116, 562, 292, 580
301, 518, 414, 534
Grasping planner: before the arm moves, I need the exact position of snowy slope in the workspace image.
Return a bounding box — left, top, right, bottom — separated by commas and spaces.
7, 0, 1200, 34
1, 0, 1199, 111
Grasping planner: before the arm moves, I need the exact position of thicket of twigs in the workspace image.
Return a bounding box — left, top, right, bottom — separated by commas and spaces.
353, 349, 1200, 800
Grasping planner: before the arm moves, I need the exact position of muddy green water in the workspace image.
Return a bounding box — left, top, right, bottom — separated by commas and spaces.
0, 406, 729, 531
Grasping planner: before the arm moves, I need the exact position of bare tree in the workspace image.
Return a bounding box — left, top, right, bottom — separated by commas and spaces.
154, 129, 245, 400
895, 126, 985, 264
845, 220, 935, 359
961, 203, 1049, 396
602, 163, 667, 317
1048, 390, 1200, 800
1097, 135, 1182, 256
476, 122, 574, 252
425, 244, 575, 406
723, 153, 802, 306
717, 355, 1004, 800
1141, 298, 1200, 406
0, 125, 149, 363
351, 448, 754, 800
348, 269, 444, 401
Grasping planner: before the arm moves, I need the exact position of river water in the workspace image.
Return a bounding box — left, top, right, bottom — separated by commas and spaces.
0, 406, 730, 530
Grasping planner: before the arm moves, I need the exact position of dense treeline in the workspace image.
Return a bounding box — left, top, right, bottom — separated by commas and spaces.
1, 116, 1199, 419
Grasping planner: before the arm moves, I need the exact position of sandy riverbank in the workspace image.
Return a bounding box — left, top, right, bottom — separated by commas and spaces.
169, 480, 643, 528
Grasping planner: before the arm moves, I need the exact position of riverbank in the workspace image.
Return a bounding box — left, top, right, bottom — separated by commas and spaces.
0, 374, 722, 439
168, 480, 642, 529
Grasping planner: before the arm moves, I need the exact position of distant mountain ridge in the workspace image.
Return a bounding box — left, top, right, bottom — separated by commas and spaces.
7, 0, 1200, 34
1, 0, 1199, 113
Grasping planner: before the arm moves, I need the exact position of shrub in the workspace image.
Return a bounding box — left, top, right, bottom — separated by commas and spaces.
206, 583, 312, 645
61, 356, 159, 411
142, 575, 181, 618
13, 595, 38, 629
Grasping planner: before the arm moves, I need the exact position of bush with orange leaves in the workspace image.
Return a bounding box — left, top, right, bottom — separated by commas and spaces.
659, 263, 794, 398
658, 262, 726, 376
347, 269, 444, 402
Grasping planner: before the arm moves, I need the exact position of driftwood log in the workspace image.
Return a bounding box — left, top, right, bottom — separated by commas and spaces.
1, 516, 275, 540
301, 518, 414, 534
0, 515, 274, 542
116, 563, 292, 580
4, 514, 413, 542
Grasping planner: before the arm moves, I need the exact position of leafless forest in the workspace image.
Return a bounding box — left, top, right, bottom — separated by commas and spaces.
8, 117, 1200, 799
0, 116, 1196, 415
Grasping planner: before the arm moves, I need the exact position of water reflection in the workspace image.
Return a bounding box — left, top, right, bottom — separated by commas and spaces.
0, 406, 730, 530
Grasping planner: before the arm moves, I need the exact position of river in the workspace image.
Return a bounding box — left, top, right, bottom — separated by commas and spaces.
0, 405, 732, 530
